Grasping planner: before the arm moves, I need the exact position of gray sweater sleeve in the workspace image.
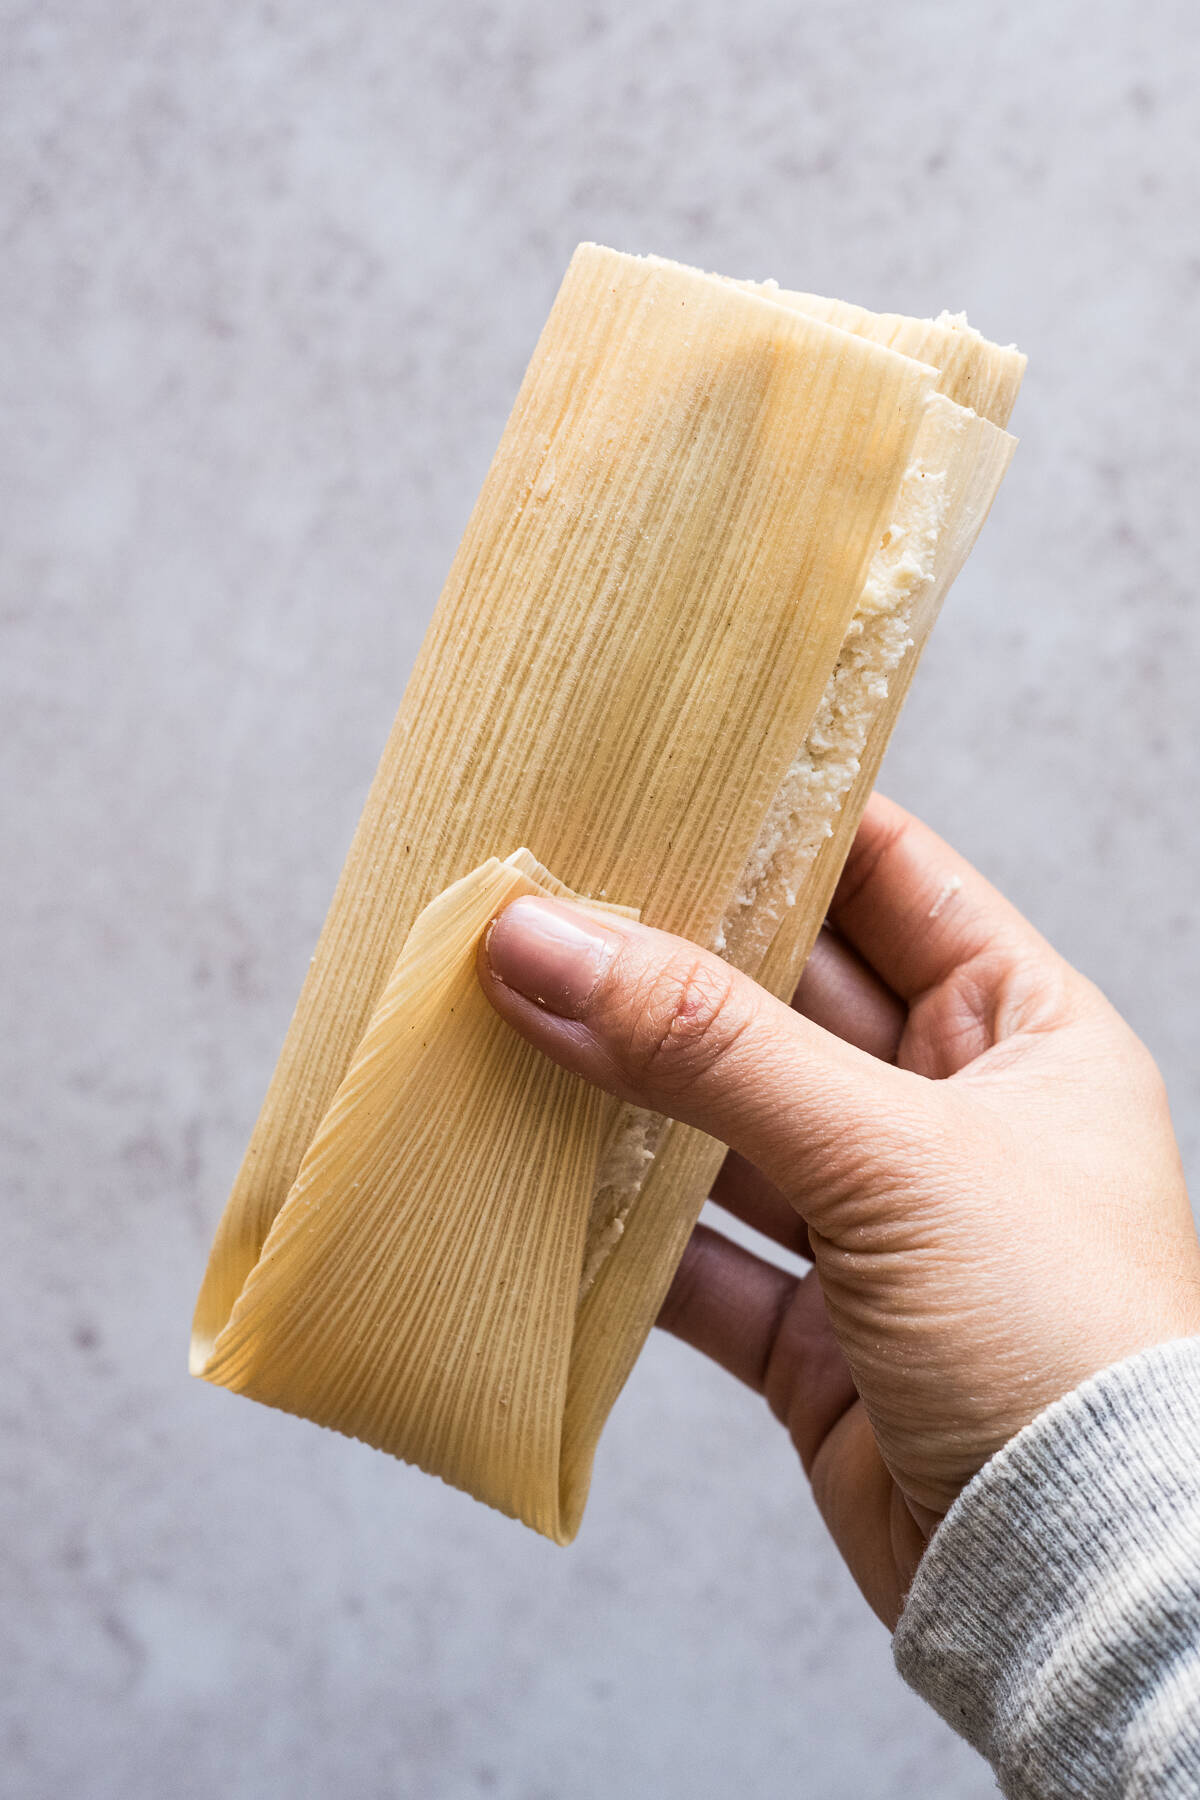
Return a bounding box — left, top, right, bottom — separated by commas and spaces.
893, 1336, 1200, 1798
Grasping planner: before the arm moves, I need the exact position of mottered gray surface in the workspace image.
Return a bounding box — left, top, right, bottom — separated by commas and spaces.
3, 2, 1198, 1795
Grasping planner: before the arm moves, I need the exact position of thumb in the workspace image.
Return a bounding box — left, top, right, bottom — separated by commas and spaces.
478, 896, 922, 1224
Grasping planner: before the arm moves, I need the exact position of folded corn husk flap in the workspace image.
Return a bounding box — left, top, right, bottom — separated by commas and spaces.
192, 244, 1022, 1541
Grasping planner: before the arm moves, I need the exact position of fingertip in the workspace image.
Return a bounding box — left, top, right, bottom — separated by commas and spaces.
483, 896, 621, 1018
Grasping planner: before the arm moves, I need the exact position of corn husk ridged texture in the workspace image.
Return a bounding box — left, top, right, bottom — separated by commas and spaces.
192, 244, 1024, 1541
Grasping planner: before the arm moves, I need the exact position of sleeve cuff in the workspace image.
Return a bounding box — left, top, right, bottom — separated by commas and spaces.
893, 1335, 1200, 1799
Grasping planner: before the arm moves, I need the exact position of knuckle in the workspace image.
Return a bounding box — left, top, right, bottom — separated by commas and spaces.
620, 952, 747, 1095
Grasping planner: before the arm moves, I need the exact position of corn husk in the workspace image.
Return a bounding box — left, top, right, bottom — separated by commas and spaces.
193, 244, 1021, 1540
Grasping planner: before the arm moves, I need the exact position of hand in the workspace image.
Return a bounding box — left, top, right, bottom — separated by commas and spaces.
478, 794, 1200, 1625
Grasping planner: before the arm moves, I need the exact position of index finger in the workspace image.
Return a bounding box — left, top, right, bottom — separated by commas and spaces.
830, 792, 1059, 1005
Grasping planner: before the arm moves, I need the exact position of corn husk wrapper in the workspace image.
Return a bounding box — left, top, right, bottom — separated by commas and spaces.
193, 245, 1022, 1541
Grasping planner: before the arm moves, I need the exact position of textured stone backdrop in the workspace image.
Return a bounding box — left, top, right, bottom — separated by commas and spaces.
3, 2, 1198, 1796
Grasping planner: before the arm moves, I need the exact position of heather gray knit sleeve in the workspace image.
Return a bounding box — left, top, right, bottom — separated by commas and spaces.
893, 1337, 1200, 1797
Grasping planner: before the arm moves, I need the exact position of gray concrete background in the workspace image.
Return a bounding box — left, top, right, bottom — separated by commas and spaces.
3, 1, 1198, 1795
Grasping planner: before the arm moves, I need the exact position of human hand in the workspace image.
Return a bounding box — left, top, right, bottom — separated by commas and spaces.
477, 794, 1200, 1626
